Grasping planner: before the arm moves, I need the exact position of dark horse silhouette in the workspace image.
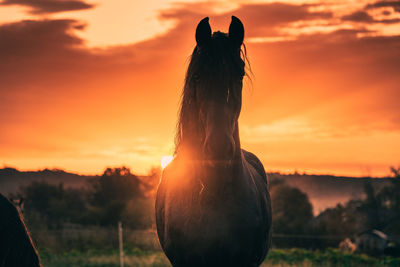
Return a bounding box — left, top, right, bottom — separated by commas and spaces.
0, 194, 41, 267
155, 16, 272, 267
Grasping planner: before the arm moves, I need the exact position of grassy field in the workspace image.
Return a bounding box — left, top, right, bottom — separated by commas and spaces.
32, 229, 400, 266
39, 248, 400, 267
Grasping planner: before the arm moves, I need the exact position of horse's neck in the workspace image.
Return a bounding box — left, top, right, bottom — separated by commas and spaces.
191, 122, 244, 192
232, 123, 242, 160
180, 121, 242, 161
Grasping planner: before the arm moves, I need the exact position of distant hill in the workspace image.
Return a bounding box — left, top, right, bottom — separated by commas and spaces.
0, 168, 394, 214
0, 167, 96, 195
268, 172, 393, 214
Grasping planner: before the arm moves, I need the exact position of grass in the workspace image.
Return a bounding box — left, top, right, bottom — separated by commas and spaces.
263, 248, 400, 266
39, 248, 400, 267
40, 248, 169, 267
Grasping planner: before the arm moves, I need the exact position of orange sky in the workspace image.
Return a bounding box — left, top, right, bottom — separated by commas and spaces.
1, 0, 400, 177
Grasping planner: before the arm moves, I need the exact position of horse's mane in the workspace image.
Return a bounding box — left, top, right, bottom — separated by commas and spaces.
175, 32, 251, 154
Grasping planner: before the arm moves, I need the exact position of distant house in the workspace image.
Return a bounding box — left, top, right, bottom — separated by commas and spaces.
355, 229, 388, 256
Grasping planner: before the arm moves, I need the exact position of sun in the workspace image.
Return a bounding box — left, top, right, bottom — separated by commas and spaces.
161, 155, 174, 169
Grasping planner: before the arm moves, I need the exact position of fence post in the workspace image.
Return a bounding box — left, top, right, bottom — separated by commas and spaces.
118, 221, 124, 267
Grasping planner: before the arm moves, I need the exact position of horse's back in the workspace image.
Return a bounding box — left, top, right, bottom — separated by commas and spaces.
242, 149, 272, 265
242, 149, 268, 185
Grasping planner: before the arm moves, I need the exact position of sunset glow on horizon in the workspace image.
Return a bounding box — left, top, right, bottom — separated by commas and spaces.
1, 0, 400, 177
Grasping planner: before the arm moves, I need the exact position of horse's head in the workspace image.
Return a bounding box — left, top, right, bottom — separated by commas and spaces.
177, 16, 247, 162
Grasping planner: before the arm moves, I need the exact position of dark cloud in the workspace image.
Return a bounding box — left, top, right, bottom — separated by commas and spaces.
340, 1, 400, 25
0, 18, 180, 76
0, 0, 94, 14
160, 2, 332, 37
342, 11, 374, 22
0, 19, 83, 56
237, 3, 333, 25
341, 10, 400, 23
366, 0, 400, 12
0, 19, 99, 90
233, 3, 332, 37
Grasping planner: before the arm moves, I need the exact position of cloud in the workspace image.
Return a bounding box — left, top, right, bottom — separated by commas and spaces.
366, 0, 400, 12
342, 10, 400, 24
239, 3, 334, 38
161, 2, 332, 38
0, 0, 94, 14
0, 19, 94, 102
342, 11, 374, 22
0, 19, 83, 56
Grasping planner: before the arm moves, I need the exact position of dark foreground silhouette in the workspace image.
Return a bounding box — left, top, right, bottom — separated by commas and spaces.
0, 194, 41, 267
156, 16, 272, 267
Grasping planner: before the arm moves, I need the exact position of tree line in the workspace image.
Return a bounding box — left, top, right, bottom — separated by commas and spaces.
12, 167, 159, 230
11, 166, 400, 249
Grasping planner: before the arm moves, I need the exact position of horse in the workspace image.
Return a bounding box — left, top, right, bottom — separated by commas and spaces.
0, 193, 41, 267
155, 16, 272, 267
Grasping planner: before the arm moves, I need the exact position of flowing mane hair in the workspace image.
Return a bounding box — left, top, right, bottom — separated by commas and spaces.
175, 32, 251, 155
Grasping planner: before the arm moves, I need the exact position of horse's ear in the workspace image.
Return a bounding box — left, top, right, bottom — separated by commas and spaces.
229, 16, 244, 48
196, 17, 211, 47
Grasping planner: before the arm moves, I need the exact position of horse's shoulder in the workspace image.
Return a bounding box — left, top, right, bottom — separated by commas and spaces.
242, 149, 268, 186
157, 158, 192, 198
159, 158, 183, 185
156, 163, 177, 245
156, 159, 177, 202
157, 162, 175, 202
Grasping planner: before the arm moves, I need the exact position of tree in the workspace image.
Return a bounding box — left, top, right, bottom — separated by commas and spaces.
20, 181, 87, 229
376, 166, 400, 234
312, 200, 362, 248
89, 167, 143, 207
271, 184, 313, 235
359, 181, 382, 230
87, 167, 153, 227
357, 173, 400, 233
270, 184, 313, 248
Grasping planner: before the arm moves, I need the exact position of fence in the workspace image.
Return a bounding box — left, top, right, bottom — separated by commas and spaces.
30, 225, 162, 253
30, 224, 360, 253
